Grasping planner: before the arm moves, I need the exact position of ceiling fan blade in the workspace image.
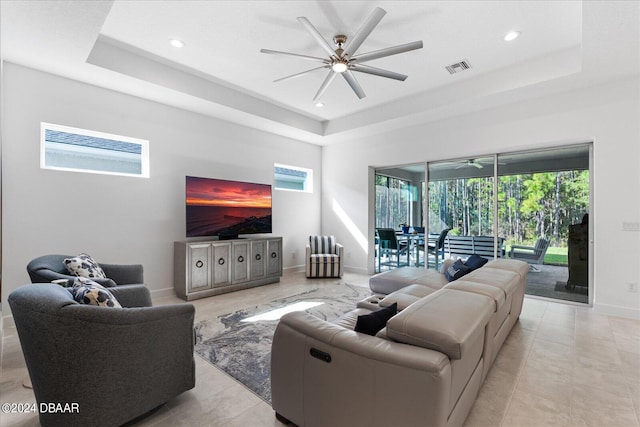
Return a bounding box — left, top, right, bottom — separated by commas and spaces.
313, 70, 338, 101
343, 7, 386, 58
472, 163, 484, 169
297, 17, 338, 58
352, 40, 423, 63
350, 64, 407, 81
260, 49, 329, 63
274, 65, 330, 83
342, 70, 366, 99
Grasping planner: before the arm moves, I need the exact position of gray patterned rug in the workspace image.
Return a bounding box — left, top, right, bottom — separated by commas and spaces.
194, 282, 371, 403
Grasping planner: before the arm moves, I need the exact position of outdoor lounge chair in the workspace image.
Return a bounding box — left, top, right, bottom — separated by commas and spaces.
509, 237, 549, 271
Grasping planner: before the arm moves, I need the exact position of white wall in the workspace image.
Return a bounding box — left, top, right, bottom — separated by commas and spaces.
1, 63, 321, 313
323, 76, 640, 319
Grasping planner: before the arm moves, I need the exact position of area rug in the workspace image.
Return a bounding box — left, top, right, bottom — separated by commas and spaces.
525, 280, 588, 304
194, 283, 372, 403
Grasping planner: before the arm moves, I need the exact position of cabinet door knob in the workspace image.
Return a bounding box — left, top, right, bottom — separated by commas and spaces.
271, 252, 277, 258
255, 254, 262, 261
238, 255, 244, 263
195, 260, 204, 268
218, 258, 225, 265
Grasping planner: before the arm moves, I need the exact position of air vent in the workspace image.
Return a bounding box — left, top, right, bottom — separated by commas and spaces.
445, 60, 471, 75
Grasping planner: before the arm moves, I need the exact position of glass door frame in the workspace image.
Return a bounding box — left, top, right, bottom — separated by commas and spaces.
423, 143, 593, 305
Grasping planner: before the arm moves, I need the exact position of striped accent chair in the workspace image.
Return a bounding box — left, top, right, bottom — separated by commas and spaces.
306, 235, 344, 278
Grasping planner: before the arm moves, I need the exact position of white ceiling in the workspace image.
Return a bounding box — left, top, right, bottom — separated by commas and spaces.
1, 1, 638, 145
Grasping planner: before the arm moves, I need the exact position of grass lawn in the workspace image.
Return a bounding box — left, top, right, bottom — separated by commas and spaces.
544, 247, 568, 266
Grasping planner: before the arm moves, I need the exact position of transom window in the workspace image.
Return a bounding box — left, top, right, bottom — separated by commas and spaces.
40, 122, 149, 178
274, 163, 313, 192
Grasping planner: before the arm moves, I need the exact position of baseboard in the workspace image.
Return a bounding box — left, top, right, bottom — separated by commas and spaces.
283, 265, 305, 273
150, 287, 176, 298
593, 302, 640, 320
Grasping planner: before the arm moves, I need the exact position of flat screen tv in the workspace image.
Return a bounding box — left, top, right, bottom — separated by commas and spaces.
186, 176, 272, 238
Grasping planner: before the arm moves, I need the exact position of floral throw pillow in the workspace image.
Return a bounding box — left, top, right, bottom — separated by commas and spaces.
64, 253, 107, 279
69, 277, 122, 308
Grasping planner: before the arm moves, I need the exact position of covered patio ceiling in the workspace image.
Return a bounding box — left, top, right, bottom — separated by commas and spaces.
378, 144, 590, 181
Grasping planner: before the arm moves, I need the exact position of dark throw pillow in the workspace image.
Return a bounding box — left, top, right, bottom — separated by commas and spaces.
355, 303, 398, 336
464, 254, 488, 271
445, 260, 472, 282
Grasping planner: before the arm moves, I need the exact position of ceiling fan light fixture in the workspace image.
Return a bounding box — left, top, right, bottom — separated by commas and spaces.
331, 59, 348, 73
169, 38, 185, 48
504, 31, 521, 42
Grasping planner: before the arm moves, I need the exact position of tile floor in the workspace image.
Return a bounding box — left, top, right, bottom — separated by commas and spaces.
1, 271, 639, 427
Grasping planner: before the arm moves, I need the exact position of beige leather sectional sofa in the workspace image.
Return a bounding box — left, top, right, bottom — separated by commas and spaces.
271, 259, 529, 427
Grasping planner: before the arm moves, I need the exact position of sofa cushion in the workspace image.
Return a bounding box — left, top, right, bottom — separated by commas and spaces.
458, 267, 520, 298
309, 254, 340, 262
355, 303, 398, 336
333, 308, 373, 330
464, 254, 488, 271
445, 281, 506, 313
444, 260, 472, 282
64, 253, 107, 279
369, 267, 447, 294
379, 284, 438, 311
386, 289, 493, 360
69, 277, 122, 308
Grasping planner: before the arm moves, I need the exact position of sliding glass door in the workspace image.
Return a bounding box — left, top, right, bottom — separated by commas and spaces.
496, 146, 590, 304
374, 165, 425, 270
373, 144, 592, 305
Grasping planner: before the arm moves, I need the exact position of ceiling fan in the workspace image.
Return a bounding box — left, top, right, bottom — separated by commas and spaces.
260, 7, 423, 101
455, 159, 506, 169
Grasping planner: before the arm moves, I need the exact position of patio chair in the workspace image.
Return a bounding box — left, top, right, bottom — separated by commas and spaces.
417, 228, 451, 270
509, 237, 549, 271
376, 228, 410, 271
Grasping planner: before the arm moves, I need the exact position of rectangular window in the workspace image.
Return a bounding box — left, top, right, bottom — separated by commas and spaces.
274, 163, 313, 192
41, 123, 149, 178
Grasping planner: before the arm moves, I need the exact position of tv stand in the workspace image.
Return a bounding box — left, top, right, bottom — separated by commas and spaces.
174, 237, 282, 301
218, 234, 239, 240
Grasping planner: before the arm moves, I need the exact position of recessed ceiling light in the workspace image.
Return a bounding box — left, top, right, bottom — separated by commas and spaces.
169, 39, 185, 48
504, 31, 521, 42
315, 102, 324, 107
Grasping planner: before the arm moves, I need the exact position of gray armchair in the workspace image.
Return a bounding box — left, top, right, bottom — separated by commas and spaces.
8, 283, 196, 427
27, 254, 144, 288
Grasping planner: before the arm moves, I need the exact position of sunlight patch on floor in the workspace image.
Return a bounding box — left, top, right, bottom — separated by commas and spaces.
241, 301, 325, 322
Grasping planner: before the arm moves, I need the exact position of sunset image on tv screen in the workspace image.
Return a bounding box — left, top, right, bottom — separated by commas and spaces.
186, 176, 272, 237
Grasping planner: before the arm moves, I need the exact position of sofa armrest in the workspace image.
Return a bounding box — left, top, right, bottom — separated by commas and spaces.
100, 263, 144, 285
27, 269, 117, 287
108, 284, 152, 307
